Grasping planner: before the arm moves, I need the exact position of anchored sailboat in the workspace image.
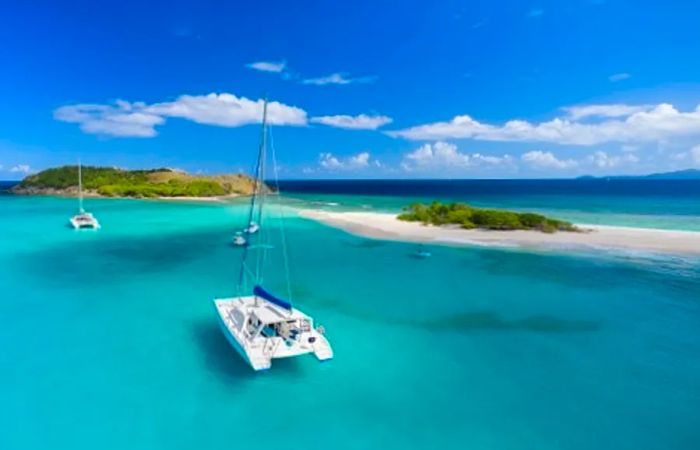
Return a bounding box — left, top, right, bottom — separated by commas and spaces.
69, 161, 100, 230
214, 99, 333, 371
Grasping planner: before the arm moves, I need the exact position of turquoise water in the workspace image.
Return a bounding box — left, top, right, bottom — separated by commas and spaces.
1, 194, 700, 450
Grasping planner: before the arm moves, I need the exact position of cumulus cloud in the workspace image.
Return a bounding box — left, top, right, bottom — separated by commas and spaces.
55, 93, 307, 137
54, 101, 164, 137
388, 103, 700, 146
521, 150, 577, 170
521, 150, 639, 171
400, 141, 513, 172
609, 72, 631, 82
319, 151, 373, 170
10, 164, 31, 174
585, 151, 639, 169
310, 114, 392, 130
246, 60, 286, 73
145, 93, 307, 127
302, 73, 375, 86
563, 104, 651, 120
689, 145, 700, 165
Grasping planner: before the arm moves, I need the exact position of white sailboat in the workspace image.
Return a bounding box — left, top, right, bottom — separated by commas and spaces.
214, 100, 333, 371
232, 231, 247, 246
69, 161, 100, 230
231, 221, 257, 245
245, 221, 260, 234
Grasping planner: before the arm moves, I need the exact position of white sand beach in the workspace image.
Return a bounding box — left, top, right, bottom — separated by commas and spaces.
299, 209, 700, 256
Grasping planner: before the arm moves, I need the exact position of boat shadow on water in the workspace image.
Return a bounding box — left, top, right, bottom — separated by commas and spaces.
294, 289, 601, 334
189, 320, 306, 382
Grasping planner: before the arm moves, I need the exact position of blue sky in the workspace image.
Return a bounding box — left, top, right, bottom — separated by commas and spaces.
2, 0, 700, 179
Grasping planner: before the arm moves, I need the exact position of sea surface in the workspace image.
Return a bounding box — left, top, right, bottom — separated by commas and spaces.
1, 183, 699, 450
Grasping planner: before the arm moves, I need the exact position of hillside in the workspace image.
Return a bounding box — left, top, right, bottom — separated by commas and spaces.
12, 166, 260, 198
577, 169, 700, 180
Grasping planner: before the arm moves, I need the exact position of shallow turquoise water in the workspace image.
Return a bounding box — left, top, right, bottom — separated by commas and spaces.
1, 195, 700, 450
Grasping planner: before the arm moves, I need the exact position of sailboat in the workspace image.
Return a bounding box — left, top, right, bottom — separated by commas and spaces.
69, 161, 100, 230
231, 221, 258, 246
214, 99, 333, 371
232, 231, 247, 247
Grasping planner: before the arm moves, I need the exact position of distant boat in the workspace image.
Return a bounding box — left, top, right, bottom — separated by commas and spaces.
245, 221, 260, 234
214, 99, 333, 371
412, 245, 431, 259
233, 231, 247, 246
69, 161, 100, 230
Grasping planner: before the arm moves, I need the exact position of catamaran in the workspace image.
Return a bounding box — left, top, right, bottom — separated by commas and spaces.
69, 161, 100, 230
214, 100, 333, 371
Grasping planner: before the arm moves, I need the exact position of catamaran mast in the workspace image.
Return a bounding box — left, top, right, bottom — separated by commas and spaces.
237, 98, 269, 293
78, 159, 84, 213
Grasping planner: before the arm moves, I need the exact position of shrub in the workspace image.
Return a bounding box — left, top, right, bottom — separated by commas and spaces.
397, 201, 577, 233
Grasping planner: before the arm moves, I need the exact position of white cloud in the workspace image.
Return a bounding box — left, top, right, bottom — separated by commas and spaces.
609, 73, 631, 82
389, 103, 700, 146
522, 150, 577, 170
585, 151, 639, 169
145, 93, 307, 127
246, 60, 286, 73
310, 114, 392, 130
401, 141, 513, 172
521, 150, 639, 171
55, 93, 307, 137
54, 101, 164, 137
319, 151, 373, 170
302, 73, 375, 86
10, 164, 31, 174
319, 153, 342, 169
348, 152, 370, 167
690, 145, 700, 165
563, 104, 651, 120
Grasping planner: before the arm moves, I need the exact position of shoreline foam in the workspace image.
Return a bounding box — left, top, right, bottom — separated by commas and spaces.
299, 209, 700, 256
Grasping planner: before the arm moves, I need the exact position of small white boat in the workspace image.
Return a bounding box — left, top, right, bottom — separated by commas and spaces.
69, 161, 100, 230
214, 99, 333, 371
233, 232, 247, 246
70, 211, 100, 229
245, 221, 260, 234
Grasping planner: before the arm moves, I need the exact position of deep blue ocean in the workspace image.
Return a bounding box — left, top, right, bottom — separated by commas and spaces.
1, 180, 699, 450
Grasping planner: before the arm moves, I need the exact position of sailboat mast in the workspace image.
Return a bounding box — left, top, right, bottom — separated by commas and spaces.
78, 159, 84, 213
237, 98, 269, 292
254, 100, 268, 282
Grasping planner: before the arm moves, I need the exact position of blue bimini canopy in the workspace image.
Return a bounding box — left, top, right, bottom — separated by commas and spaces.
254, 285, 292, 311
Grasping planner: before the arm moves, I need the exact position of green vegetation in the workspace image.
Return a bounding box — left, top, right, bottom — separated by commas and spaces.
398, 201, 578, 233
14, 165, 260, 198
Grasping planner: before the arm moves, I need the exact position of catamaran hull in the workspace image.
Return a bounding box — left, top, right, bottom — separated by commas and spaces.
214, 302, 270, 371
70, 215, 100, 230
213, 297, 333, 372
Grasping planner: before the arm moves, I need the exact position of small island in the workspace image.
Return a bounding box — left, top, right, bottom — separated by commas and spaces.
398, 201, 578, 233
12, 165, 260, 198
